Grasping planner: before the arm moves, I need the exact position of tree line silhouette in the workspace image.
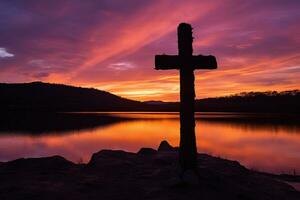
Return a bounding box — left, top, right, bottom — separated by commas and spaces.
195, 90, 300, 113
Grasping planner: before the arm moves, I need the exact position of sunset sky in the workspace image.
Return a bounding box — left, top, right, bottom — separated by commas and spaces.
0, 0, 299, 101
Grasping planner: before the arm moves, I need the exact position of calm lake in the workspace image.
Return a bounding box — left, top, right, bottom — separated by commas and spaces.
0, 112, 300, 174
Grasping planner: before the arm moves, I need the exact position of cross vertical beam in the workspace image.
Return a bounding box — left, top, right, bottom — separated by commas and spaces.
178, 23, 198, 172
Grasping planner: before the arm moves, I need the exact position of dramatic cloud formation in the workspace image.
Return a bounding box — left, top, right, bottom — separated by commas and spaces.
0, 0, 299, 101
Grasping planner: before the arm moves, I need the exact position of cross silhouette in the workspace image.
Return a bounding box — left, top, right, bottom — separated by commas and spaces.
155, 23, 218, 173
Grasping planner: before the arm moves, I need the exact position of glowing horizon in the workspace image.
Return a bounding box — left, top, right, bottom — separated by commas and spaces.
0, 0, 299, 101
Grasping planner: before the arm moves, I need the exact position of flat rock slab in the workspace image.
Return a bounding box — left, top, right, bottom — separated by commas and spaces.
0, 142, 299, 200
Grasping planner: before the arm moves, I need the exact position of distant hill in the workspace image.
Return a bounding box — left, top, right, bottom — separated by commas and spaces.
0, 82, 144, 111
144, 101, 172, 105
0, 82, 299, 113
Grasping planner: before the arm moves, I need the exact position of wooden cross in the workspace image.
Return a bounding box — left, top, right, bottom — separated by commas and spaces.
155, 23, 218, 173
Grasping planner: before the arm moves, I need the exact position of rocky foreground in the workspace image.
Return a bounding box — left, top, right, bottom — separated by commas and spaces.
0, 141, 299, 200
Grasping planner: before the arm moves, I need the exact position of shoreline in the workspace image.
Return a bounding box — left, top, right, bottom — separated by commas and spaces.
0, 141, 299, 200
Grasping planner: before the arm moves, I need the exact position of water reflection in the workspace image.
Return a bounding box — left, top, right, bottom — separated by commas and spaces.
0, 112, 299, 174
0, 112, 130, 134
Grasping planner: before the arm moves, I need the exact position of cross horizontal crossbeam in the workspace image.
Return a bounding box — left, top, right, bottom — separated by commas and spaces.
155, 55, 217, 70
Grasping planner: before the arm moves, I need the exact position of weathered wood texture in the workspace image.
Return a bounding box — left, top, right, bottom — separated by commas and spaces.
155, 23, 218, 172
